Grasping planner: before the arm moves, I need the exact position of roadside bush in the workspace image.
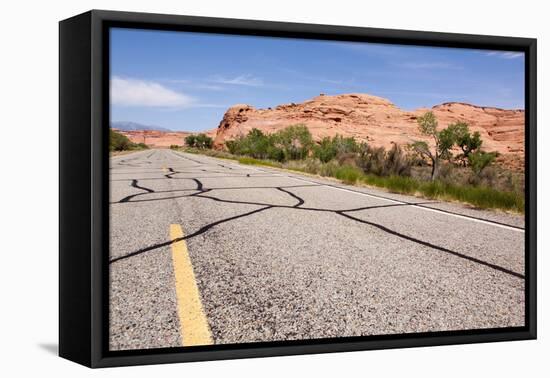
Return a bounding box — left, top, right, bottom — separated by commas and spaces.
468, 151, 497, 178
361, 174, 419, 194
318, 160, 340, 177
224, 125, 313, 162
437, 162, 455, 184
225, 137, 244, 155
503, 171, 524, 195
314, 137, 338, 163
356, 143, 412, 176
357, 144, 386, 176
247, 129, 272, 158
284, 159, 324, 175
134, 143, 149, 150
272, 124, 313, 161
185, 133, 213, 149
266, 146, 285, 162
110, 129, 135, 151
385, 143, 411, 176
314, 135, 359, 163
334, 165, 362, 184
185, 135, 197, 148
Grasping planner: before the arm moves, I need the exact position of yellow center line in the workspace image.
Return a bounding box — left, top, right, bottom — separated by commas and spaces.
169, 224, 213, 346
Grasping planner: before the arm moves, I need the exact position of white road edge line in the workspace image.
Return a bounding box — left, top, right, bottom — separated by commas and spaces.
177, 151, 524, 233
288, 175, 524, 233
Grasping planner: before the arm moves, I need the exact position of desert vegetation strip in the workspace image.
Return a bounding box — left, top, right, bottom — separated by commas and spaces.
181, 148, 524, 214
169, 224, 213, 347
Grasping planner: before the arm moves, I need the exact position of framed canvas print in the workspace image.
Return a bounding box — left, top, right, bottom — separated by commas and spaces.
59, 10, 537, 368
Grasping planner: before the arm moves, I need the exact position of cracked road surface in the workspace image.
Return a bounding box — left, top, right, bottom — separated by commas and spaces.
109, 149, 525, 351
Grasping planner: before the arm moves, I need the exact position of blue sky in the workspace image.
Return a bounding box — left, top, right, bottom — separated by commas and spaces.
110, 28, 525, 131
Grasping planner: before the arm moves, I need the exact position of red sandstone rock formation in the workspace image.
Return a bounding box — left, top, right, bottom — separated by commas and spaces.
213, 93, 525, 170
117, 129, 217, 148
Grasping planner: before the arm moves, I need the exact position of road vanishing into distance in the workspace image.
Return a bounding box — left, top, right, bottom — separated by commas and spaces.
109, 149, 525, 351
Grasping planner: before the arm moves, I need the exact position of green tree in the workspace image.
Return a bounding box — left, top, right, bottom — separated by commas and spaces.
437, 124, 459, 161
244, 128, 270, 158
410, 112, 450, 180
450, 122, 482, 165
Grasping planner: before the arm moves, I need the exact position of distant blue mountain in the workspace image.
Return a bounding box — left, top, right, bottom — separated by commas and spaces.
111, 121, 172, 132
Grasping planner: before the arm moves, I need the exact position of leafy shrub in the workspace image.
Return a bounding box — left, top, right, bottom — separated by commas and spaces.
225, 125, 313, 162
385, 144, 411, 176
318, 160, 340, 177
314, 135, 359, 163
134, 143, 149, 150
185, 135, 196, 147
314, 137, 338, 163
185, 133, 213, 149
245, 129, 271, 158
110, 129, 143, 151
225, 137, 244, 155
357, 144, 385, 175
266, 146, 285, 162
468, 151, 497, 176
356, 143, 411, 176
272, 124, 313, 160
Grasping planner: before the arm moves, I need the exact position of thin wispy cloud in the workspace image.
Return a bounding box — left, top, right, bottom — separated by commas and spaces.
278, 68, 353, 87
209, 74, 264, 87
193, 84, 225, 91
396, 62, 462, 70
165, 79, 225, 91
111, 76, 196, 107
485, 51, 524, 59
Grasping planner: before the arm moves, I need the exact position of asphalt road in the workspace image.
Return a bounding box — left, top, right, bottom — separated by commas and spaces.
109, 149, 525, 351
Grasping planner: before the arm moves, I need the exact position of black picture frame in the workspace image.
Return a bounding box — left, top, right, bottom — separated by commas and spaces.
59, 9, 537, 368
